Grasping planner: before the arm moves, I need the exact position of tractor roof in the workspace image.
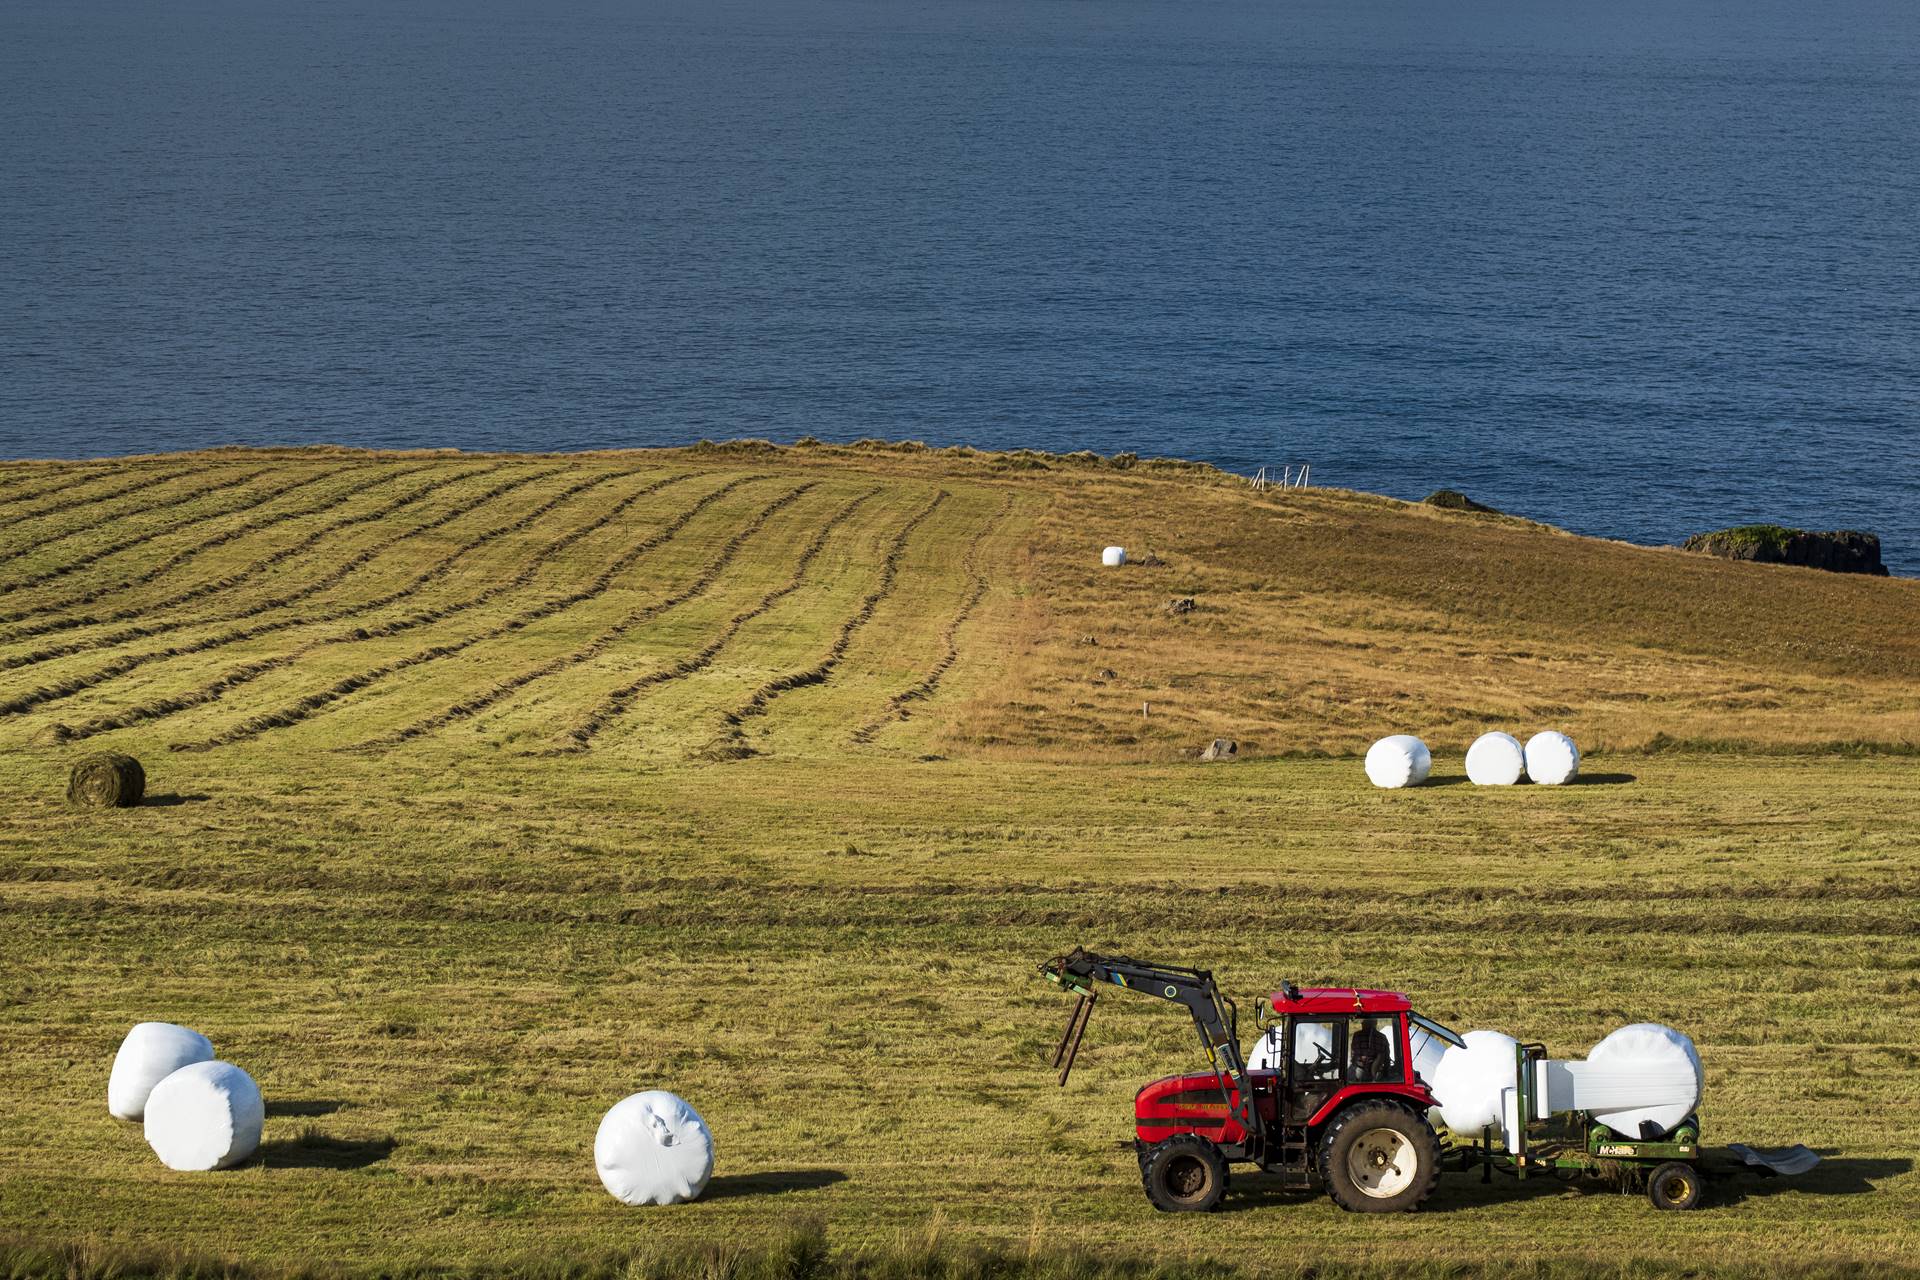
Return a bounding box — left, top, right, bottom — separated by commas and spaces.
1269, 987, 1411, 1015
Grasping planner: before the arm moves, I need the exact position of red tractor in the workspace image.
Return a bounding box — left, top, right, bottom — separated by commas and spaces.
1041, 948, 1466, 1213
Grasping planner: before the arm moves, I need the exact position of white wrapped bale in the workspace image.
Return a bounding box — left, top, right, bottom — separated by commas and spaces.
108, 1022, 215, 1121
1465, 731, 1526, 786
1428, 1030, 1520, 1134
1101, 546, 1127, 567
1364, 735, 1431, 789
595, 1091, 715, 1206
1583, 1023, 1702, 1138
144, 1061, 264, 1171
1524, 731, 1580, 785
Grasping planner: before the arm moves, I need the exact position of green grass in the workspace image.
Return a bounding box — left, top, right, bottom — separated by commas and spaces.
0, 447, 1916, 1278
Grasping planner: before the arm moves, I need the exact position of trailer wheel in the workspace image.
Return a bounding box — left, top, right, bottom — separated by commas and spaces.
1141, 1135, 1229, 1212
1647, 1161, 1704, 1211
1317, 1102, 1441, 1213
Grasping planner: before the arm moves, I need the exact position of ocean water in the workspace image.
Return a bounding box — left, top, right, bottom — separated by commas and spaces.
3, 0, 1917, 571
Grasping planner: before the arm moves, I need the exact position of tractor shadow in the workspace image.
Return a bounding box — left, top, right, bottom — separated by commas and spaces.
1710, 1154, 1910, 1205
1571, 772, 1636, 786
701, 1169, 848, 1199
141, 793, 210, 807
255, 1132, 396, 1170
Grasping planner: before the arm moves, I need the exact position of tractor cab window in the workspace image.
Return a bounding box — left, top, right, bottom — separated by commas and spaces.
1347, 1017, 1401, 1083
1289, 1019, 1344, 1086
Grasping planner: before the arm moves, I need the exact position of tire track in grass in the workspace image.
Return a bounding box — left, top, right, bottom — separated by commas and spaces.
0, 463, 547, 674
33, 468, 680, 736
346, 481, 825, 750
164, 474, 769, 752
850, 491, 1013, 744
0, 464, 214, 538
700, 489, 948, 760
547, 487, 880, 755
0, 467, 283, 576
0, 463, 397, 634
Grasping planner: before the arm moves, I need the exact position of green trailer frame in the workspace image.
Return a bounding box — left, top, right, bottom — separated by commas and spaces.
1462, 1041, 1704, 1209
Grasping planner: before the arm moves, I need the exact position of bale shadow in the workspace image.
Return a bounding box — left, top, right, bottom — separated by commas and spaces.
264, 1099, 345, 1118
141, 793, 210, 807
701, 1169, 847, 1199
1711, 1154, 1909, 1205
1571, 773, 1636, 786
255, 1132, 395, 1170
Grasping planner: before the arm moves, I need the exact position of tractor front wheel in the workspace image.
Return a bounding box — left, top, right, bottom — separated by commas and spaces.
1141, 1135, 1230, 1212
1647, 1161, 1704, 1211
1317, 1102, 1441, 1213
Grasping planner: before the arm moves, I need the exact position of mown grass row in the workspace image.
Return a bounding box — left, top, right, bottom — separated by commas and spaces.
852, 492, 1013, 746
0, 464, 276, 580
706, 491, 950, 759
166, 473, 757, 752
24, 468, 674, 742
350, 480, 827, 749
550, 487, 881, 754
0, 462, 402, 633
0, 464, 564, 673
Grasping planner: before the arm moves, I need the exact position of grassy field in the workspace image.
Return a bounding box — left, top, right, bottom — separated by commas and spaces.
0, 444, 1916, 1278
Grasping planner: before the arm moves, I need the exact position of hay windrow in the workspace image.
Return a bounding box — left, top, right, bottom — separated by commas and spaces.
0, 462, 552, 675
552, 487, 882, 753
0, 464, 208, 537
170, 474, 770, 752
34, 468, 677, 741
349, 479, 821, 749
0, 465, 276, 579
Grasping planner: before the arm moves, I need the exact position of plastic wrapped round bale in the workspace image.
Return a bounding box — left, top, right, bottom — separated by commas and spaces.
595, 1091, 715, 1205
144, 1060, 264, 1171
1427, 1030, 1520, 1134
1524, 731, 1580, 785
1101, 546, 1127, 567
1465, 731, 1526, 786
109, 1022, 215, 1121
1364, 735, 1431, 789
1586, 1023, 1702, 1138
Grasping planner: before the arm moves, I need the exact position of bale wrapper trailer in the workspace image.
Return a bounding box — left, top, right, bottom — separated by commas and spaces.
1456, 1039, 1818, 1210
1039, 948, 1818, 1214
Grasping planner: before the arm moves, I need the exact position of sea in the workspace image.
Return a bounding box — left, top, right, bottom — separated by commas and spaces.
3, 0, 1917, 571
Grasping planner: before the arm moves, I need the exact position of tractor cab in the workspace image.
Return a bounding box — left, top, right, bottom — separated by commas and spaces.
1245, 985, 1463, 1127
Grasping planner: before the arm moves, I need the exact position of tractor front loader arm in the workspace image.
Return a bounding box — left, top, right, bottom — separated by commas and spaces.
1038, 947, 1262, 1145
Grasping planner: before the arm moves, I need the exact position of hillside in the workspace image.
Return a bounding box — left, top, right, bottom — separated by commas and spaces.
0, 446, 1916, 1279
0, 443, 1913, 764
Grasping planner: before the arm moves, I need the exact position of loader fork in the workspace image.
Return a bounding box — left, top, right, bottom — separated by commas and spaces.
1053, 990, 1097, 1086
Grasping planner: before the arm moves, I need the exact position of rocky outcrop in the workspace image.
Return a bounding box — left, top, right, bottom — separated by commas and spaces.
1684, 525, 1888, 576
1424, 489, 1501, 514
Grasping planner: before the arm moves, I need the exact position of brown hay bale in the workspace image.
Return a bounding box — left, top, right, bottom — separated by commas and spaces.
67, 753, 145, 809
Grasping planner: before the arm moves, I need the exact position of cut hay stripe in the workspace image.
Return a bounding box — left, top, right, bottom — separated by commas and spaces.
0, 463, 547, 674
168, 474, 774, 752
0, 466, 119, 504
0, 467, 282, 576
850, 490, 1013, 744
549, 487, 881, 754
0, 463, 396, 635
34, 469, 684, 738
703, 489, 949, 759
0, 465, 216, 537
354, 482, 839, 750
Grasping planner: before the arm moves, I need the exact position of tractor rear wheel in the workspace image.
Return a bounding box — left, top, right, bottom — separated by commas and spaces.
1647, 1161, 1704, 1211
1141, 1135, 1229, 1212
1317, 1102, 1441, 1213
